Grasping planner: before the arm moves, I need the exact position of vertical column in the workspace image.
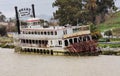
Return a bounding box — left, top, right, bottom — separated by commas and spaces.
52, 40, 56, 47
86, 36, 88, 41
47, 40, 51, 47
67, 39, 70, 45
15, 6, 21, 34
89, 35, 92, 40
62, 40, 65, 48
32, 4, 36, 18
81, 36, 83, 42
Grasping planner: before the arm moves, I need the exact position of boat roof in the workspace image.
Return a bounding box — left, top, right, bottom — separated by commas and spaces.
26, 18, 40, 22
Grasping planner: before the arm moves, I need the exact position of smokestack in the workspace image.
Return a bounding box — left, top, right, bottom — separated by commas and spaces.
32, 4, 36, 18
15, 6, 21, 34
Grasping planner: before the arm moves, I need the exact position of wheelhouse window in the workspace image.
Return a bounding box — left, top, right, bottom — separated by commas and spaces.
73, 28, 80, 33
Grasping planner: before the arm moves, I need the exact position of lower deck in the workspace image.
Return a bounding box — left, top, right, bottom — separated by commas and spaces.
14, 34, 100, 56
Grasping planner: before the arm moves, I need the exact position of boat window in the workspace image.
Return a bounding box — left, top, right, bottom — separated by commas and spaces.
73, 28, 80, 33
35, 31, 37, 34
59, 40, 62, 45
39, 40, 41, 44
42, 40, 44, 44
29, 40, 32, 44
21, 39, 23, 43
41, 32, 43, 35
35, 40, 38, 44
38, 22, 40, 25
28, 31, 31, 34
26, 32, 28, 34
38, 32, 40, 35
26, 39, 28, 43
64, 40, 68, 46
27, 48, 30, 52
27, 23, 31, 25
33, 22, 37, 25
44, 32, 46, 35
55, 31, 57, 35
23, 39, 25, 43
32, 40, 35, 44
51, 31, 53, 35
48, 32, 50, 35
51, 41, 53, 45
32, 32, 34, 34
74, 38, 78, 43
69, 39, 73, 44
83, 36, 86, 41
87, 36, 90, 40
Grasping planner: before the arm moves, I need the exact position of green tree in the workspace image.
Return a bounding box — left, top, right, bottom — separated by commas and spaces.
0, 12, 6, 22
0, 25, 7, 36
104, 30, 112, 37
84, 0, 97, 24
96, 0, 116, 22
53, 0, 83, 26
53, 0, 116, 26
84, 0, 116, 24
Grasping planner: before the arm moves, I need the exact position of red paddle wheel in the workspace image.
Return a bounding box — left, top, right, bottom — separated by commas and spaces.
66, 40, 99, 55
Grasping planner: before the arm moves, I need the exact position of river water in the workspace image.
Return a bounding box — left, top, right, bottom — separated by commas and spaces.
0, 48, 120, 76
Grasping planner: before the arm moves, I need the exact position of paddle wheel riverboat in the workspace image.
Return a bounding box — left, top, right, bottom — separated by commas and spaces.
13, 5, 100, 56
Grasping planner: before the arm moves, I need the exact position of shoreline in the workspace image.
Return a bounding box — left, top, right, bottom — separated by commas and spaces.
0, 47, 120, 56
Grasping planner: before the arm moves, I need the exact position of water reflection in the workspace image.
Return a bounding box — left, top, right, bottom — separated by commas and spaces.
0, 48, 120, 76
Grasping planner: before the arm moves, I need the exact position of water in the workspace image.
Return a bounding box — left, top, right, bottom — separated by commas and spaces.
0, 48, 120, 76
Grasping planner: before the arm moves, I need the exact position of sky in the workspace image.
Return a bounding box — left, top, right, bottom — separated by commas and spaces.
0, 0, 56, 18
0, 0, 120, 18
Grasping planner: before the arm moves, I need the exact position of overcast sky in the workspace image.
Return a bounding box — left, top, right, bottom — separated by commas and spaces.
0, 0, 120, 18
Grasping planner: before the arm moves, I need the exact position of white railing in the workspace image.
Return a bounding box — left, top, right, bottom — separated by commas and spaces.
18, 34, 63, 39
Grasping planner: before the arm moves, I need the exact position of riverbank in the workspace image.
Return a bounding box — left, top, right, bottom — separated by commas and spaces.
0, 37, 15, 48
100, 50, 120, 56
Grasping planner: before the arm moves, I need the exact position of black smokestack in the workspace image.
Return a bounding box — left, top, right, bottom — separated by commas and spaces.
32, 4, 36, 18
15, 6, 21, 34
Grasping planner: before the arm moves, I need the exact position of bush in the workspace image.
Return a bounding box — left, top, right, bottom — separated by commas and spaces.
0, 43, 15, 48
102, 51, 117, 55
99, 43, 120, 48
104, 30, 112, 36
91, 31, 102, 40
0, 25, 7, 36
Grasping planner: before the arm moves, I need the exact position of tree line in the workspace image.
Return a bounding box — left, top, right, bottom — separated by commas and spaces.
0, 12, 6, 36
53, 0, 117, 26
0, 12, 6, 22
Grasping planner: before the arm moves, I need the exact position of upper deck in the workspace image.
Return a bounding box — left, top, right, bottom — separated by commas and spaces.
20, 18, 91, 39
